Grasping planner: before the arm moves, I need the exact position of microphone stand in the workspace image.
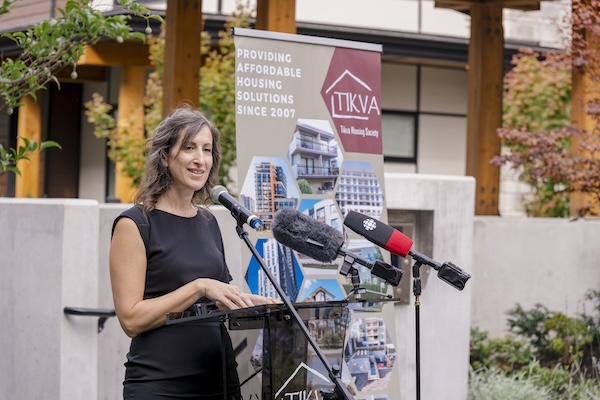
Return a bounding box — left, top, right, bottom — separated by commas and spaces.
411, 259, 424, 400
233, 217, 354, 400
407, 250, 470, 400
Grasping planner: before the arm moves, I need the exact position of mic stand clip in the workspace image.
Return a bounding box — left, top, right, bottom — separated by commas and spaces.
339, 253, 392, 301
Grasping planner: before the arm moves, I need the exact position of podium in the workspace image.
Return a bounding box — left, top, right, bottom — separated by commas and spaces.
166, 301, 352, 400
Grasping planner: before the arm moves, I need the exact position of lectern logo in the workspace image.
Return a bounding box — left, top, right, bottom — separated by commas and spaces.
363, 219, 376, 231
275, 362, 331, 400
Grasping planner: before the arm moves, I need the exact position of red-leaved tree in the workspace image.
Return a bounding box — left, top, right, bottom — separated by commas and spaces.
492, 0, 600, 217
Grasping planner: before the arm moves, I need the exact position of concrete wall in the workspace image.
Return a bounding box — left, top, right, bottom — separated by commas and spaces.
0, 199, 99, 400
385, 173, 475, 400
471, 216, 600, 338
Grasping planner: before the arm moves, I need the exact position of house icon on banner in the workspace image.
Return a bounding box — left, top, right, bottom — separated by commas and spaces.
274, 362, 332, 399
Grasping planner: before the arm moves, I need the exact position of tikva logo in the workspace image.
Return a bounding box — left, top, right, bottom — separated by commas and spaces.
274, 362, 331, 400
321, 48, 382, 154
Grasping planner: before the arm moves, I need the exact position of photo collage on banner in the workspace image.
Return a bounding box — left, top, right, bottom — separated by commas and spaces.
233, 28, 399, 399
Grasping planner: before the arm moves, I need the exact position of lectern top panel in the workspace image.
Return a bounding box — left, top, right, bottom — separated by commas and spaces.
165, 299, 397, 325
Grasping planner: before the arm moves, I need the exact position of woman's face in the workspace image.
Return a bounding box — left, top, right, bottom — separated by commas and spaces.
165, 125, 214, 194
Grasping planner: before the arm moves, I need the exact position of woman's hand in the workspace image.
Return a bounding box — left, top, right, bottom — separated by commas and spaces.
202, 280, 255, 310
246, 293, 281, 306
212, 289, 280, 311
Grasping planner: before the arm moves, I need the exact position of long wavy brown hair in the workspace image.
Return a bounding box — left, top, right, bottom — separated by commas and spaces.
135, 105, 221, 215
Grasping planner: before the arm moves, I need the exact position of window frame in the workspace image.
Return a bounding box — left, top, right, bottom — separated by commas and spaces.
381, 109, 418, 163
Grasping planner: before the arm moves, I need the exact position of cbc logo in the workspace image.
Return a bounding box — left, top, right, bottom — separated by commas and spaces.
362, 219, 377, 231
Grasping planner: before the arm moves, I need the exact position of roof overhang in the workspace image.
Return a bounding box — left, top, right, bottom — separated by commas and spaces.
0, 9, 555, 73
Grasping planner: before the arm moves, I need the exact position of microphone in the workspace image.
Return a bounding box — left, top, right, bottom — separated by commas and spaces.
343, 211, 470, 290
271, 208, 343, 262
344, 211, 414, 258
272, 208, 402, 286
210, 185, 262, 230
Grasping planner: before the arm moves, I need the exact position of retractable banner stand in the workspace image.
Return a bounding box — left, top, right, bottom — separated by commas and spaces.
233, 28, 400, 400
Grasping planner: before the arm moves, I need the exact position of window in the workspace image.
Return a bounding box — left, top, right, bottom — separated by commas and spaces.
316, 207, 325, 220
382, 111, 417, 161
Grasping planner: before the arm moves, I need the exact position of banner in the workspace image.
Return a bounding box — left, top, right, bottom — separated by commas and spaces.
233, 28, 397, 399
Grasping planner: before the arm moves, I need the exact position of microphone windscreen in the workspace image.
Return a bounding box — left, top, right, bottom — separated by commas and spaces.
272, 208, 344, 263
210, 185, 228, 203
344, 211, 413, 258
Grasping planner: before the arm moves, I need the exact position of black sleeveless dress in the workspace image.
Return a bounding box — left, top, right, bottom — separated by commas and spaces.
112, 205, 241, 400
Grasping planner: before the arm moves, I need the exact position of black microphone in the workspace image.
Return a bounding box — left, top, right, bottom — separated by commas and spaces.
272, 208, 402, 286
210, 185, 262, 230
344, 210, 470, 290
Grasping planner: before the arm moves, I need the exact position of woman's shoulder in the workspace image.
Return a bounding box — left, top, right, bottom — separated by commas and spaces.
119, 204, 147, 223
112, 204, 147, 235
196, 205, 217, 222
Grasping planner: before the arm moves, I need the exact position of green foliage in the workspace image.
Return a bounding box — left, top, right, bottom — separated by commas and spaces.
0, 136, 61, 175
86, 0, 252, 192
84, 93, 146, 187
0, 0, 162, 114
470, 327, 533, 373
469, 363, 600, 400
545, 313, 593, 366
507, 303, 553, 358
297, 179, 313, 194
198, 2, 252, 190
468, 366, 553, 400
470, 291, 600, 398
319, 330, 342, 348
0, 0, 18, 15
506, 302, 596, 371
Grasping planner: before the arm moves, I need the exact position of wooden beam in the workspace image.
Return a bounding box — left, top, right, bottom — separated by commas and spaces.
114, 65, 146, 203
78, 40, 150, 67
255, 0, 296, 34
466, 4, 504, 215
162, 0, 203, 117
435, 0, 540, 11
15, 93, 42, 198
55, 65, 107, 82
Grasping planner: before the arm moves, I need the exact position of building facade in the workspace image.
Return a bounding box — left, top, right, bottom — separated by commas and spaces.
0, 0, 567, 215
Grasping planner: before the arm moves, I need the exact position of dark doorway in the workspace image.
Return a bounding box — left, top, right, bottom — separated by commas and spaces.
45, 83, 82, 198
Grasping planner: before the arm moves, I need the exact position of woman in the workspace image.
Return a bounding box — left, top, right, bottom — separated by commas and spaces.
110, 106, 274, 399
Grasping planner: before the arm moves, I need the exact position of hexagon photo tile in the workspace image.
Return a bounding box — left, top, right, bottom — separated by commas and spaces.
240, 156, 300, 232
335, 161, 384, 219
298, 278, 345, 302
343, 317, 396, 393
245, 237, 304, 302
287, 119, 343, 196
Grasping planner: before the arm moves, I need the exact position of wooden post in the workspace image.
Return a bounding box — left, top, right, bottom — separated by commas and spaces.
162, 0, 203, 118
115, 65, 146, 203
570, 24, 600, 216
256, 0, 296, 33
466, 4, 504, 215
15, 94, 42, 198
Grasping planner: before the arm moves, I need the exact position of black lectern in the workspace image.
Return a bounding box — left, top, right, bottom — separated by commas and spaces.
166, 301, 351, 400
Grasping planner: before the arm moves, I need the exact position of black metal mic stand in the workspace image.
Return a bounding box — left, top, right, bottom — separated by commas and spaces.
407, 250, 471, 400
234, 219, 354, 400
